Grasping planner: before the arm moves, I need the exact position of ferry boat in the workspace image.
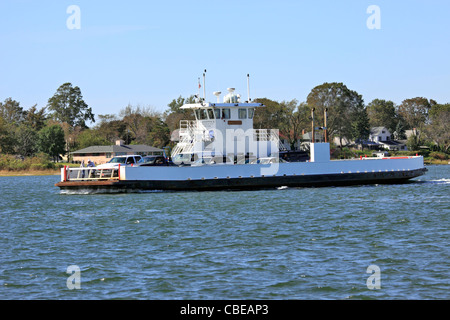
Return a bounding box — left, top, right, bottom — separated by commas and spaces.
55, 83, 427, 193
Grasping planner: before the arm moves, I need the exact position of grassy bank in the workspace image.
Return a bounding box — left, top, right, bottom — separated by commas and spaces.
0, 169, 60, 176
0, 154, 68, 176
424, 158, 449, 165
330, 147, 449, 165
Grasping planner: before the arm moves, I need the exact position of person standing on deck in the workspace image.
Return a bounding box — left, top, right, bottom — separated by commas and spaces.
87, 159, 95, 178
80, 160, 85, 178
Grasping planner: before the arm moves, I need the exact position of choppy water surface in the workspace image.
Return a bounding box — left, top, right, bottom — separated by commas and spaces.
0, 165, 448, 299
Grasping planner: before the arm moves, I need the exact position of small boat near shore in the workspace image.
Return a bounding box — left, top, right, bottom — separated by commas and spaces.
55, 84, 427, 193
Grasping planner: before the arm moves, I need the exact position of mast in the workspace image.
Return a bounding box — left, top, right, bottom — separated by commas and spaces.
203, 69, 206, 102
247, 74, 251, 102
311, 108, 315, 143
324, 108, 328, 143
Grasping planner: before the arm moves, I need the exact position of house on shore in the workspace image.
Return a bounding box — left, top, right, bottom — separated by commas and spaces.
302, 131, 324, 143
369, 127, 407, 151
71, 140, 164, 164
330, 127, 407, 151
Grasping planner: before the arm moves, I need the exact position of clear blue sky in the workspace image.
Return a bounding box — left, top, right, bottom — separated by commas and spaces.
1, 0, 449, 119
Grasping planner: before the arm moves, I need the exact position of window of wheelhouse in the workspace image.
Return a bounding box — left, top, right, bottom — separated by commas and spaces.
195, 109, 208, 120
221, 108, 231, 119
238, 108, 247, 119
207, 108, 215, 119
195, 108, 215, 120
248, 108, 255, 119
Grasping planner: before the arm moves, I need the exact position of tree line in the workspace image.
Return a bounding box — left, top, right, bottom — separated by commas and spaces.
256, 82, 448, 153
0, 82, 448, 163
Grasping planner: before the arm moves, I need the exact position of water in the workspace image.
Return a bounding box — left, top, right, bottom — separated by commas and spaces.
0, 165, 448, 300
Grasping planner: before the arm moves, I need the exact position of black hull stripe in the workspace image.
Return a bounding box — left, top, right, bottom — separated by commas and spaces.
57, 168, 426, 192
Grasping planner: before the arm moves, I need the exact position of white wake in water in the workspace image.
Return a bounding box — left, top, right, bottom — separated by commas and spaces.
421, 178, 450, 184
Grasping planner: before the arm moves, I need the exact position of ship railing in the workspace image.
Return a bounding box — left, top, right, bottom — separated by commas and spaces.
179, 120, 212, 141
61, 166, 120, 182
173, 120, 213, 158
179, 120, 197, 137
171, 135, 194, 158
253, 129, 288, 151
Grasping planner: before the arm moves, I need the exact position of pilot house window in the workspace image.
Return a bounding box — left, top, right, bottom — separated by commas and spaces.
221, 108, 231, 119
238, 108, 247, 119
195, 109, 209, 120
248, 108, 254, 119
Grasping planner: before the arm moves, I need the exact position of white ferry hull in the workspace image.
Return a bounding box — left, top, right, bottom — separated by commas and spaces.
56, 156, 427, 192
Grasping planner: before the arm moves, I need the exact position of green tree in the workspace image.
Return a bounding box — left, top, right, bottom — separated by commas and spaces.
167, 95, 196, 113
0, 97, 25, 124
164, 95, 196, 133
15, 124, 38, 157
146, 118, 171, 148
253, 98, 288, 130
23, 104, 47, 131
120, 104, 170, 147
397, 97, 435, 130
393, 121, 407, 140
253, 98, 311, 150
406, 134, 420, 151
95, 114, 128, 143
281, 100, 310, 150
306, 82, 366, 146
350, 107, 371, 143
47, 83, 94, 128
424, 103, 450, 152
37, 125, 66, 162
76, 129, 110, 150
366, 99, 398, 133
0, 116, 16, 154
0, 99, 46, 156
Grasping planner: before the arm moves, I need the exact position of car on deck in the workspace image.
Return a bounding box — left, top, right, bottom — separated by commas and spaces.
96, 155, 143, 169
136, 155, 173, 166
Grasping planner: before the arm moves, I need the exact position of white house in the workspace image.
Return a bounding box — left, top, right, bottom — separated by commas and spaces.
369, 127, 392, 143
369, 127, 407, 151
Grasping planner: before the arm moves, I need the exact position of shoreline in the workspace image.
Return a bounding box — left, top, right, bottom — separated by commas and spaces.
424, 160, 449, 165
0, 170, 60, 177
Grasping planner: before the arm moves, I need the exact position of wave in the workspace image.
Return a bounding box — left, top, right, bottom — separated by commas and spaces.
423, 178, 450, 184
59, 188, 165, 195
59, 188, 131, 195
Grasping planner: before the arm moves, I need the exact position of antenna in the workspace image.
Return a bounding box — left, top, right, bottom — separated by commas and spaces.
213, 91, 221, 103
247, 74, 251, 102
203, 69, 206, 102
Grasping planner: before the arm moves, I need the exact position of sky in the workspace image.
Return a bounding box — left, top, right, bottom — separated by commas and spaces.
1, 0, 449, 120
